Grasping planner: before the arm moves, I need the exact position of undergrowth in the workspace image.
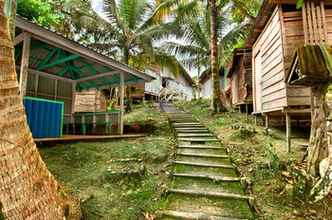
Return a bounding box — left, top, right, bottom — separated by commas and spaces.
40, 103, 174, 219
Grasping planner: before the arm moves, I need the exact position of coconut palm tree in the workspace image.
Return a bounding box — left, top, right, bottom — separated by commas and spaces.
161, 0, 252, 111
88, 0, 195, 75
0, 1, 64, 218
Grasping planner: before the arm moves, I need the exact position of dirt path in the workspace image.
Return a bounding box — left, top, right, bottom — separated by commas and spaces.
159, 103, 254, 219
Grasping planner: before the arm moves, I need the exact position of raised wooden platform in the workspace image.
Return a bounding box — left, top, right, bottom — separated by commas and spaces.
34, 134, 146, 142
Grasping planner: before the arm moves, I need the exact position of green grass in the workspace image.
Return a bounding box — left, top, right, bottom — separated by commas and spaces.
39, 103, 175, 219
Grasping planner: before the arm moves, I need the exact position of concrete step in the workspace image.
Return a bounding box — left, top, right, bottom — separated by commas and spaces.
172, 173, 240, 182
178, 145, 224, 150
168, 188, 253, 200
176, 129, 210, 133
160, 210, 247, 220
173, 160, 233, 169
177, 133, 214, 137
177, 152, 228, 159
178, 137, 219, 142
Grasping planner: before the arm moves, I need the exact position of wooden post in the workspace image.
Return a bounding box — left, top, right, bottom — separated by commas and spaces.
93, 113, 96, 133
19, 33, 31, 96
265, 114, 269, 135
71, 82, 76, 134
54, 79, 58, 100
34, 74, 39, 96
119, 73, 125, 135
286, 113, 291, 153
245, 104, 248, 121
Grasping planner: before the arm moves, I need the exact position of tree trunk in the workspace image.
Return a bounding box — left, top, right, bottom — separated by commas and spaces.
307, 84, 332, 201
307, 85, 329, 176
209, 0, 226, 113
0, 1, 64, 219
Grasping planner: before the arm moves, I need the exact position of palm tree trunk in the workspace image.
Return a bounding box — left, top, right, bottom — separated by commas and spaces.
0, 1, 64, 219
308, 84, 329, 176
209, 0, 226, 113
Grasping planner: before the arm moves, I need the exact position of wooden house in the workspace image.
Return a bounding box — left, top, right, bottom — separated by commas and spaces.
227, 48, 253, 113
247, 0, 332, 151
130, 68, 162, 102
15, 16, 154, 139
199, 68, 228, 99
160, 68, 194, 101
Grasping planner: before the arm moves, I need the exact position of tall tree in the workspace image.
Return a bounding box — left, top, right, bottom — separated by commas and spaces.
209, 0, 225, 112
0, 0, 64, 218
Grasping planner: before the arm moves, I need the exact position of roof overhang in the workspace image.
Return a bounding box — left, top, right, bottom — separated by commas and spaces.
287, 45, 332, 86
15, 16, 155, 90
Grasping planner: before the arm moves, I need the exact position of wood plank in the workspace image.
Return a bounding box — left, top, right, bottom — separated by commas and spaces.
19, 33, 31, 96
321, 1, 328, 41
119, 72, 125, 135
34, 134, 146, 142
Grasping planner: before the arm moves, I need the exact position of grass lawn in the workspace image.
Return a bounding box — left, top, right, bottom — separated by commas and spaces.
175, 99, 332, 220
39, 103, 175, 219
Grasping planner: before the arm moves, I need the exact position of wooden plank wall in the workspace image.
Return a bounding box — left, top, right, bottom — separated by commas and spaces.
26, 72, 73, 114
326, 9, 332, 43
253, 7, 287, 113
74, 89, 107, 112
282, 9, 312, 107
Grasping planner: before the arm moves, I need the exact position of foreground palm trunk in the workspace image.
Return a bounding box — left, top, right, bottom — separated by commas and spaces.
0, 1, 64, 218
209, 0, 226, 113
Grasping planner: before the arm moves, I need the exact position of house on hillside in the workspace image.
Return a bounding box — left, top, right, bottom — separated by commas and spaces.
199, 68, 228, 99
130, 68, 162, 102
227, 48, 253, 113
15, 16, 154, 140
247, 0, 332, 150
159, 68, 194, 101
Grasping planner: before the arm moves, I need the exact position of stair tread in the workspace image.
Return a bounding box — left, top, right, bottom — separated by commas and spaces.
173, 160, 233, 168
168, 188, 252, 200
161, 210, 248, 220
177, 152, 228, 158
177, 133, 214, 137
173, 173, 240, 182
178, 145, 224, 149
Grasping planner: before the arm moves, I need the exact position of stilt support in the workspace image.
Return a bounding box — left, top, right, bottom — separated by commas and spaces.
286, 113, 291, 153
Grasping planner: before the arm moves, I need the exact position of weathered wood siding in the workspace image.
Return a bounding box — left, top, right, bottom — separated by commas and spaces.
253, 7, 287, 113
74, 89, 107, 112
26, 71, 73, 115
231, 53, 252, 106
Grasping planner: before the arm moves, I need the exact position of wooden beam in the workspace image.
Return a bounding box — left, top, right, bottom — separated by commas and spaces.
265, 114, 269, 135
26, 68, 74, 83
15, 17, 154, 82
19, 33, 31, 96
286, 113, 291, 153
14, 32, 27, 46
54, 79, 58, 99
119, 72, 125, 135
38, 54, 80, 70
75, 71, 118, 83
34, 74, 39, 96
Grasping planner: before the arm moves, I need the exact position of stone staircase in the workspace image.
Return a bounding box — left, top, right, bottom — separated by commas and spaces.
159, 103, 254, 220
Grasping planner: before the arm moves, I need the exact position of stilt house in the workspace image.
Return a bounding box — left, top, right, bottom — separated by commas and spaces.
247, 0, 332, 150
15, 16, 154, 140
199, 68, 228, 99
227, 48, 253, 113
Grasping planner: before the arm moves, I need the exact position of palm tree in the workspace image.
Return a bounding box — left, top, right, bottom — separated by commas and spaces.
0, 1, 64, 218
161, 0, 252, 111
89, 0, 192, 73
